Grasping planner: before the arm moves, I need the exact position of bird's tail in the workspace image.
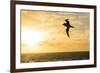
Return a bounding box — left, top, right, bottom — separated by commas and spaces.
70, 26, 74, 28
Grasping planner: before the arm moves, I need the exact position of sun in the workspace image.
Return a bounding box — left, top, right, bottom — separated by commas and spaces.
22, 27, 45, 48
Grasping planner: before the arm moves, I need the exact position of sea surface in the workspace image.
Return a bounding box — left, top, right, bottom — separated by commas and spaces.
21, 51, 89, 63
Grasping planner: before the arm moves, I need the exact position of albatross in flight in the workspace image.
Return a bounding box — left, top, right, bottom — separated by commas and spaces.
63, 19, 74, 38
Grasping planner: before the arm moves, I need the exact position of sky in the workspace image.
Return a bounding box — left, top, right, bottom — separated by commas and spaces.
21, 10, 90, 53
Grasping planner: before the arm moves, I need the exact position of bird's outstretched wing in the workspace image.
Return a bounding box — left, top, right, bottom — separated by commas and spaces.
66, 27, 70, 38
63, 23, 67, 27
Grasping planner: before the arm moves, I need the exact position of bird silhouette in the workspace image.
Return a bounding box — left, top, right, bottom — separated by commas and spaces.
63, 19, 74, 38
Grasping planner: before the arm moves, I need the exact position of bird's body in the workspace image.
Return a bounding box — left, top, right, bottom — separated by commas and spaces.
63, 19, 74, 38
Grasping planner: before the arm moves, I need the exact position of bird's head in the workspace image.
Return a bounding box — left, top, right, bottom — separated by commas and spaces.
65, 19, 69, 21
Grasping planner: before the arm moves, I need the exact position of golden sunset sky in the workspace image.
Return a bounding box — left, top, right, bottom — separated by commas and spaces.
21, 10, 90, 53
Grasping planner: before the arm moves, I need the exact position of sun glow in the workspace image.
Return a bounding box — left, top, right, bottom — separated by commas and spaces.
22, 28, 45, 48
